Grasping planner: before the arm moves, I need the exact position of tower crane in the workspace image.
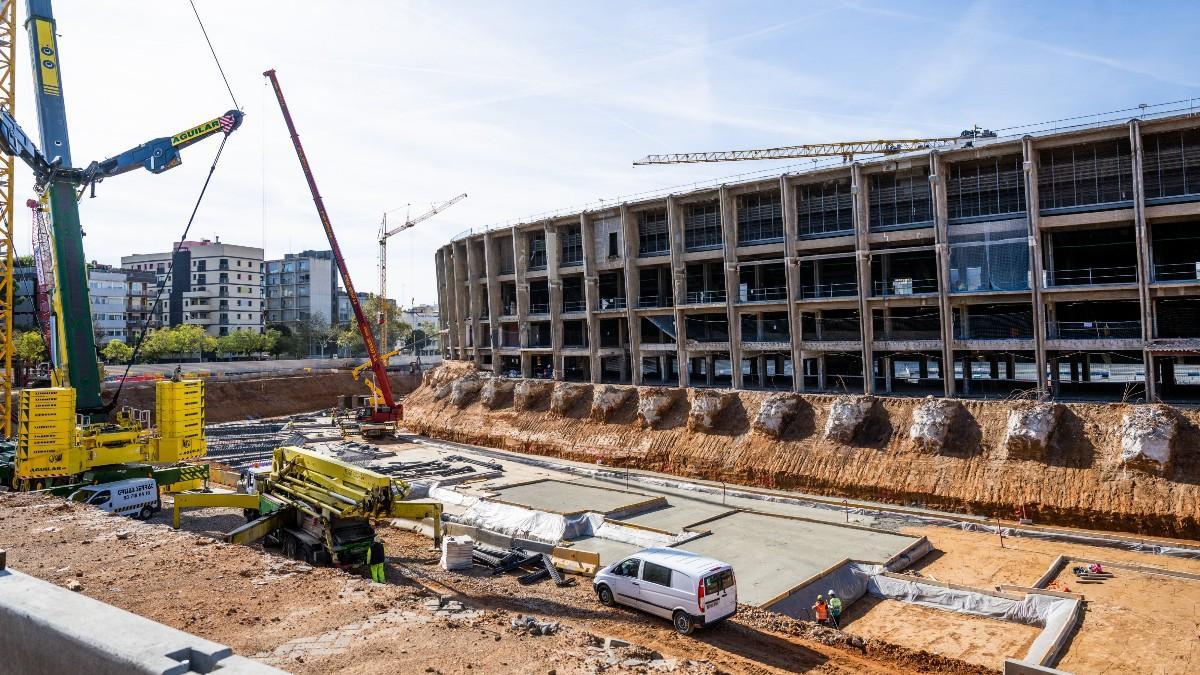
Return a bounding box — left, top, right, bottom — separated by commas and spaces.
633, 129, 996, 166
378, 193, 466, 352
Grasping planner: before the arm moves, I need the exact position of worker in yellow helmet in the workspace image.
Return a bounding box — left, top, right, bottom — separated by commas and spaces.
367, 537, 386, 583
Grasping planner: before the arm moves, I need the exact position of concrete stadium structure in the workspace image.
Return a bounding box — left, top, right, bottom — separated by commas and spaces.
436, 112, 1200, 402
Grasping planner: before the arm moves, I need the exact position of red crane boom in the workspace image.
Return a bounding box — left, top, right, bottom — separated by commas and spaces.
262, 68, 398, 420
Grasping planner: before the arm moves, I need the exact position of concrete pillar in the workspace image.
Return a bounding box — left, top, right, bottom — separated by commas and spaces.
620, 204, 642, 384
482, 234, 503, 367
758, 354, 768, 388
883, 355, 893, 393
1005, 354, 1015, 380
918, 355, 929, 379
1050, 356, 1061, 396
1069, 358, 1079, 383
781, 175, 805, 392
851, 163, 875, 394
464, 238, 482, 364
545, 221, 564, 379
1163, 358, 1176, 388
667, 196, 688, 388
989, 357, 999, 380
817, 354, 827, 390
719, 186, 743, 390
434, 247, 450, 358
930, 151, 956, 397
1023, 137, 1049, 399
1129, 119, 1158, 401
453, 242, 471, 358
513, 226, 530, 351
580, 213, 602, 383
444, 245, 462, 358
961, 355, 972, 394
1081, 355, 1091, 382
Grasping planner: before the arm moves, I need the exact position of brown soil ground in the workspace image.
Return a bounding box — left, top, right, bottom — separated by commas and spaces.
905, 525, 1200, 674
0, 492, 992, 675
405, 362, 1200, 538
118, 371, 422, 423
837, 596, 1041, 668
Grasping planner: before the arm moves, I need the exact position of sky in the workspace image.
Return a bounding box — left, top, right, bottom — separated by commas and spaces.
10, 0, 1200, 308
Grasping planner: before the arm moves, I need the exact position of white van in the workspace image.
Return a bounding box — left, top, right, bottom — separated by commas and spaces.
68, 478, 161, 520
593, 547, 736, 634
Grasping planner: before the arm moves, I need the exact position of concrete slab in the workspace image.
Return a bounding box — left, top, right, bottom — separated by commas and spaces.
489, 479, 661, 516
621, 501, 735, 533
565, 536, 643, 566
677, 511, 918, 606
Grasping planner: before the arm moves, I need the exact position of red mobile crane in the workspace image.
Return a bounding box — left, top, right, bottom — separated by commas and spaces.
263, 68, 399, 424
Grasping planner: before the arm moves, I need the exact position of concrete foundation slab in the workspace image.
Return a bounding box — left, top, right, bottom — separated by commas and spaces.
489, 479, 661, 516
620, 501, 735, 533
677, 512, 918, 606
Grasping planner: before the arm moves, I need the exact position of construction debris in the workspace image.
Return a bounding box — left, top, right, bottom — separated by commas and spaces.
1120, 404, 1177, 471
510, 614, 560, 636
688, 390, 732, 432
909, 397, 961, 453
1004, 402, 1063, 460
469, 543, 573, 587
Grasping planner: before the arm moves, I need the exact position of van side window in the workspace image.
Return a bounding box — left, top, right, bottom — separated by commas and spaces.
88, 490, 111, 505
642, 561, 672, 587
614, 558, 641, 577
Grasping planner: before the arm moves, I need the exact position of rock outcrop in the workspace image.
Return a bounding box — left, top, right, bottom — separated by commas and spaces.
550, 383, 592, 416
687, 390, 733, 433
450, 374, 484, 407
909, 397, 961, 453
514, 380, 554, 411
753, 393, 803, 439
1120, 405, 1177, 472
823, 396, 874, 443
480, 378, 515, 409
1004, 402, 1063, 459
638, 388, 683, 429
590, 385, 636, 422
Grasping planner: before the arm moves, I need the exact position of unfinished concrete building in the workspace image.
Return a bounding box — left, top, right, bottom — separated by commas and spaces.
436, 112, 1200, 402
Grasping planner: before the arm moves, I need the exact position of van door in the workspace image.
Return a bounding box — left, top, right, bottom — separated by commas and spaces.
607, 558, 643, 609
637, 560, 677, 620
701, 568, 737, 621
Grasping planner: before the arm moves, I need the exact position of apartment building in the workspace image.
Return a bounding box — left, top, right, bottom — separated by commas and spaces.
124, 268, 159, 336
436, 111, 1200, 402
264, 250, 339, 330
122, 238, 264, 337
87, 264, 127, 346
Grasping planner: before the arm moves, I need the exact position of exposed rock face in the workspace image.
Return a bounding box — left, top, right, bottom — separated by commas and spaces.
909, 397, 961, 453
590, 385, 636, 422
754, 393, 803, 439
638, 388, 682, 429
1120, 405, 1177, 471
514, 380, 554, 411
550, 383, 592, 416
450, 374, 484, 407
480, 378, 515, 409
688, 390, 733, 432
434, 384, 453, 401
824, 396, 874, 443
1004, 402, 1063, 459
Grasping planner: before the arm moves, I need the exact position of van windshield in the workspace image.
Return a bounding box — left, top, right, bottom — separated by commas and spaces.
69, 489, 96, 503
703, 569, 734, 594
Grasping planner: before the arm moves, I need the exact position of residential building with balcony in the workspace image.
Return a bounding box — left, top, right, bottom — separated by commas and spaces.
87, 264, 128, 345
264, 249, 339, 332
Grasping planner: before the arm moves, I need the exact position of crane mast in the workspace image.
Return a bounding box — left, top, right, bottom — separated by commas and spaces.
262, 68, 398, 419
377, 193, 466, 352
0, 0, 14, 436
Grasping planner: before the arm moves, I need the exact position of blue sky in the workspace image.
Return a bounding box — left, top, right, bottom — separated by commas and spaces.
12, 1, 1200, 308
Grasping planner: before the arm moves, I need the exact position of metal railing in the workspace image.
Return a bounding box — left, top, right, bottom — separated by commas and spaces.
740, 286, 787, 303
638, 294, 672, 308
501, 303, 517, 317
955, 312, 1033, 340
801, 281, 858, 299
684, 289, 727, 304
1047, 265, 1137, 286
528, 303, 549, 315
805, 318, 861, 341
1048, 320, 1141, 339
561, 299, 586, 313
596, 297, 627, 311
872, 277, 938, 296
1153, 261, 1200, 283
742, 329, 790, 342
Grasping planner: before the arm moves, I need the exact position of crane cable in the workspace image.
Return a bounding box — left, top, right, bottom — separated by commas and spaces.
189, 0, 241, 111
104, 133, 232, 413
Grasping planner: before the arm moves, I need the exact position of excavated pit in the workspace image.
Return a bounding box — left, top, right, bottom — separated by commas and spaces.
405, 363, 1200, 538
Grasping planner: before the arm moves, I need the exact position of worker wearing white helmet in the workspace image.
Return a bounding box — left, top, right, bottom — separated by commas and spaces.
827, 590, 843, 629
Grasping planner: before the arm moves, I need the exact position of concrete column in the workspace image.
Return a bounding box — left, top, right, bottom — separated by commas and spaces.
817, 354, 827, 390
1069, 358, 1079, 383
758, 354, 768, 388
961, 355, 972, 394
1050, 356, 1061, 396
483, 233, 503, 367
580, 213, 602, 383
434, 247, 449, 358
453, 243, 470, 358
464, 238, 481, 362
1163, 358, 1176, 388
918, 355, 929, 379
718, 186, 743, 390
705, 354, 715, 386
930, 151, 956, 397
1023, 137, 1049, 399
667, 196, 689, 387
1081, 355, 1091, 382
513, 227, 530, 353
781, 175, 804, 392
546, 221, 564, 380
989, 357, 999, 380
1005, 354, 1015, 380
621, 205, 642, 385
883, 356, 893, 393
1129, 119, 1158, 401
851, 163, 875, 394
444, 246, 461, 358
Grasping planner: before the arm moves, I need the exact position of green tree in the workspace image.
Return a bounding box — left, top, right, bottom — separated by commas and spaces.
14, 330, 47, 363
101, 339, 133, 364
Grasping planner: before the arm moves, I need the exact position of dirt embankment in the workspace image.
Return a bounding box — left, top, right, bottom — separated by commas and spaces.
118, 371, 422, 423
407, 363, 1200, 538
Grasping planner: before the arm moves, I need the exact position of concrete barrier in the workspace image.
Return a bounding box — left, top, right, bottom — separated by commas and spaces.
0, 567, 283, 675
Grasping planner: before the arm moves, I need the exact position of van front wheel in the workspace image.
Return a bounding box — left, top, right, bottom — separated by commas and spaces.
596, 584, 615, 607
673, 610, 695, 635
137, 506, 152, 520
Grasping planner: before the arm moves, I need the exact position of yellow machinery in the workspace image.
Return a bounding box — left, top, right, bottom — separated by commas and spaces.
345, 347, 406, 438
213, 446, 442, 566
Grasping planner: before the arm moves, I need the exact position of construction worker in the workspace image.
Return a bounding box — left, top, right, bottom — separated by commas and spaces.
827, 590, 843, 629
812, 594, 830, 626
367, 537, 386, 583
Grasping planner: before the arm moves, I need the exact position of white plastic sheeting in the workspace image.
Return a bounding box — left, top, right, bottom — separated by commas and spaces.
454, 499, 601, 544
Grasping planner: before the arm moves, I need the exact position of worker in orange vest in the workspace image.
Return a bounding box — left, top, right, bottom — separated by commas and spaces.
812, 594, 830, 625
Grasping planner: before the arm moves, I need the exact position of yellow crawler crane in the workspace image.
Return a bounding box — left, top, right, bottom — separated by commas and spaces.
221, 446, 442, 566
